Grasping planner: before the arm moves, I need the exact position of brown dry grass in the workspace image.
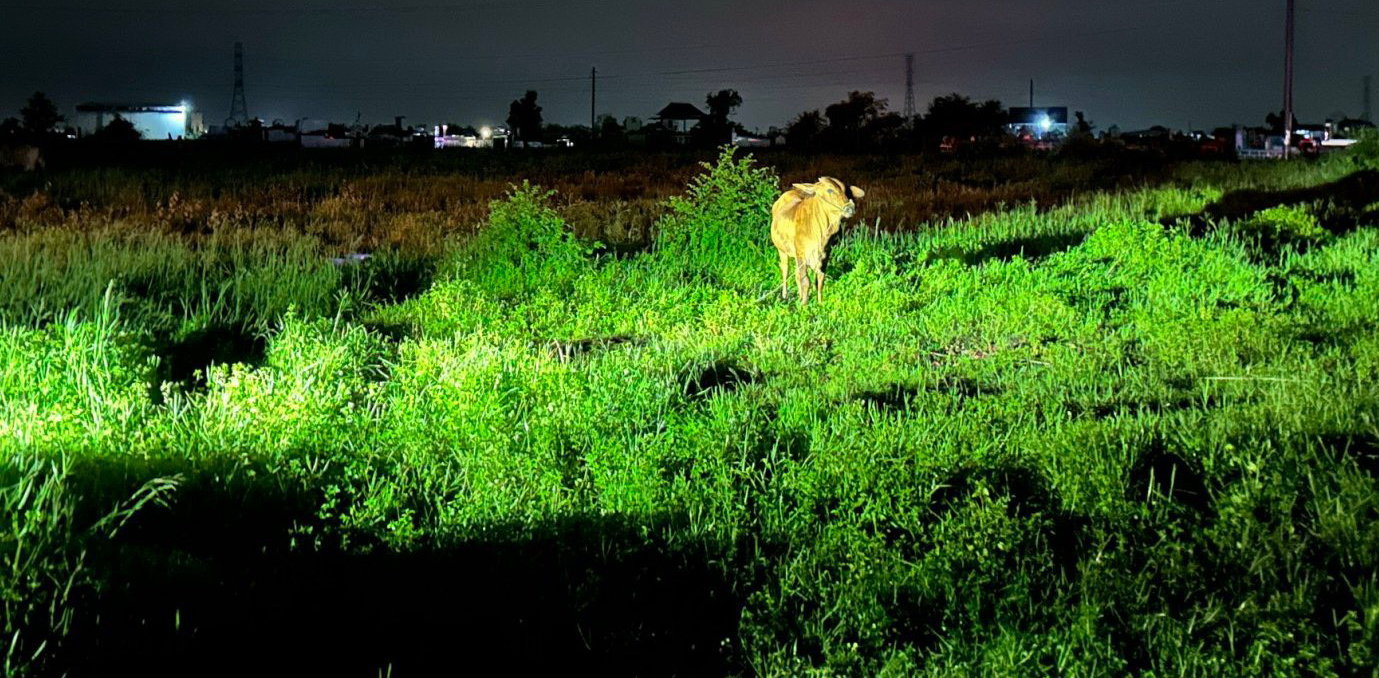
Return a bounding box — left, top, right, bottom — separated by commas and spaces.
0, 148, 1177, 254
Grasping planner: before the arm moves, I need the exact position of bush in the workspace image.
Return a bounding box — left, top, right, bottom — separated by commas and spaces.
1240, 202, 1328, 251
447, 182, 593, 299
1351, 128, 1379, 169
654, 146, 781, 291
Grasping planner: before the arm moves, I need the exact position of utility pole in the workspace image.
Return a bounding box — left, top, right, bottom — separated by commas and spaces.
591, 66, 597, 138
1364, 75, 1372, 123
1282, 0, 1295, 158
1029, 79, 1034, 108
903, 53, 916, 119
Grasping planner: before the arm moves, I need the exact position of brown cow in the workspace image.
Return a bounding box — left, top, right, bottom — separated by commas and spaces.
769, 176, 865, 305
0, 145, 44, 172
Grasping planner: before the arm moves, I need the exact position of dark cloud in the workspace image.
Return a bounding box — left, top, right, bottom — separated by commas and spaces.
1, 0, 1375, 131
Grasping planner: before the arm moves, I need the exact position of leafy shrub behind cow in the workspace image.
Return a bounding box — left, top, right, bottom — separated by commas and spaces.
654, 146, 780, 291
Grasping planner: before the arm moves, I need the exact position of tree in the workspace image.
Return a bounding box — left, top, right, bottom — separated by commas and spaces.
823, 91, 888, 148
21, 91, 64, 137
92, 115, 141, 143
1072, 111, 1095, 139
785, 110, 826, 148
599, 114, 624, 141
506, 90, 543, 143
694, 89, 742, 146
705, 89, 742, 126
863, 111, 907, 146
923, 93, 1007, 144
1265, 110, 1300, 133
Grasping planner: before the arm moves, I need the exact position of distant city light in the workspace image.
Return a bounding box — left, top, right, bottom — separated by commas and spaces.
1038, 115, 1052, 132
480, 126, 492, 139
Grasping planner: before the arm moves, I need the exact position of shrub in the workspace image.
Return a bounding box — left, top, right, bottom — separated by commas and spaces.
447, 182, 593, 299
654, 146, 781, 291
1350, 128, 1379, 169
1239, 202, 1329, 252
0, 288, 157, 454
194, 310, 389, 457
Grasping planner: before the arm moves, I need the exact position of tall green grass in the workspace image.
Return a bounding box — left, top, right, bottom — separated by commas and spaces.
1, 147, 1377, 676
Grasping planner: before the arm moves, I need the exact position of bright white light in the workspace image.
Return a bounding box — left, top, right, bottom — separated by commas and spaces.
480, 126, 492, 139
1038, 115, 1052, 132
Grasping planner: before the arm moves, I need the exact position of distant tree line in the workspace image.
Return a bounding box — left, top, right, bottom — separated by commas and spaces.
13, 84, 1354, 155
784, 91, 1009, 151
490, 87, 1018, 152
2, 91, 142, 144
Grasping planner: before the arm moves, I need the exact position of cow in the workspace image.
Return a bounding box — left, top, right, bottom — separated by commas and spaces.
0, 145, 44, 172
769, 176, 865, 305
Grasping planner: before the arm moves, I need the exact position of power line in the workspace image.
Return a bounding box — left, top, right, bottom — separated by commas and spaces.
367, 20, 1188, 85
0, 0, 584, 14
1, 0, 1244, 14
33, 20, 1199, 96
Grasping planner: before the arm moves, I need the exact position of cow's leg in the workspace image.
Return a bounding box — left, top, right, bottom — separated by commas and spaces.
814, 265, 825, 301
796, 256, 810, 306
779, 251, 791, 300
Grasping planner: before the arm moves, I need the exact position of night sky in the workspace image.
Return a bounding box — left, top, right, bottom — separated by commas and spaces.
1, 0, 1375, 133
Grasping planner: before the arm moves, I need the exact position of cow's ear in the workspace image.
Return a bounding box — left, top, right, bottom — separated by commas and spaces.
792, 183, 816, 196
848, 186, 866, 200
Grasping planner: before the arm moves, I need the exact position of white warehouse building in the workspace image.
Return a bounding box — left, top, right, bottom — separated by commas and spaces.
75, 102, 205, 140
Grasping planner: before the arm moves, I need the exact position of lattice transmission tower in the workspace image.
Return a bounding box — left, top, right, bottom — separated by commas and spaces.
903, 53, 916, 119
227, 42, 249, 127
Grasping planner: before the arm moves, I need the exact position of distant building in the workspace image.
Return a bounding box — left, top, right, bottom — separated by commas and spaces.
1234, 126, 1287, 159
75, 102, 205, 139
652, 102, 706, 145
1120, 125, 1174, 143
366, 116, 418, 147
731, 129, 771, 148
265, 122, 298, 143
434, 125, 488, 149
298, 120, 358, 148
1231, 119, 1363, 159
1007, 107, 1068, 139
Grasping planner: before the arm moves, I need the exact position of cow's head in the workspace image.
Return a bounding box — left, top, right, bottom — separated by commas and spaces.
791, 176, 865, 218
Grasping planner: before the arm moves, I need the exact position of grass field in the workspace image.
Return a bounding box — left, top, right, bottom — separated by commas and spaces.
3, 142, 1379, 676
